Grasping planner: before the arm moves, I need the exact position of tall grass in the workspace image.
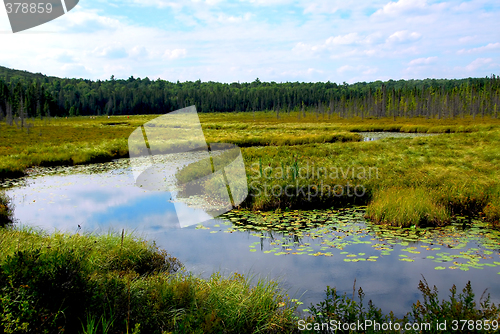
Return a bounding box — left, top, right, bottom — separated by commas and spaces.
0, 227, 299, 334
233, 128, 500, 226
304, 278, 500, 333
365, 187, 450, 227
3, 113, 500, 227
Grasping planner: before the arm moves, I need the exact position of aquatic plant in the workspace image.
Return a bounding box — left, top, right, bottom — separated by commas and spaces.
3, 114, 500, 227
304, 278, 500, 334
216, 208, 500, 272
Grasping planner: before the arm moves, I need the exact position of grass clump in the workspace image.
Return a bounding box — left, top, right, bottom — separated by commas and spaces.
0, 228, 299, 334
304, 278, 500, 333
4, 113, 500, 227
365, 187, 450, 227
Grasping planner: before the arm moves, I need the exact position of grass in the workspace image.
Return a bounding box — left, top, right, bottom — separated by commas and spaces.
3, 111, 500, 227
2, 224, 499, 333
365, 187, 451, 227
304, 278, 500, 334
234, 118, 500, 226
0, 227, 299, 334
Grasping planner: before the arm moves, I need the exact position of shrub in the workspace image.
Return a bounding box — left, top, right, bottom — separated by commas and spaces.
305, 278, 500, 334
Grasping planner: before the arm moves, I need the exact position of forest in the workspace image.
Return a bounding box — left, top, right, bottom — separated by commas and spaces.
0, 65, 499, 120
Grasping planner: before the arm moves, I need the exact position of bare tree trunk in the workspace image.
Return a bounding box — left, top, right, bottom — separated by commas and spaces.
6, 102, 13, 126
382, 84, 386, 118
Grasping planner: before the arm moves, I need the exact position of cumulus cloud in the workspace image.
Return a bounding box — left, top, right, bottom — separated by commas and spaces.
0, 0, 499, 83
216, 13, 252, 23
93, 46, 128, 59
374, 0, 428, 16
458, 43, 500, 54
337, 64, 378, 75
465, 58, 493, 72
163, 49, 187, 59
386, 30, 421, 44
326, 33, 361, 46
408, 56, 437, 66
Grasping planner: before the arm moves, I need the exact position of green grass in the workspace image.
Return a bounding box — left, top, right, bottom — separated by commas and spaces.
365, 187, 451, 227
0, 227, 299, 334
238, 131, 500, 226
304, 278, 500, 333
3, 112, 500, 227
2, 225, 499, 333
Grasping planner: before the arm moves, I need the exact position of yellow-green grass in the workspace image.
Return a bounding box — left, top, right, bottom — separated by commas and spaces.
0, 114, 362, 178
238, 131, 500, 227
2, 112, 500, 179
3, 112, 500, 227
0, 227, 299, 334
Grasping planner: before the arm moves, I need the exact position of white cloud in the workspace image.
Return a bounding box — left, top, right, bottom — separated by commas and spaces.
374, 0, 427, 16
92, 46, 128, 59
386, 30, 421, 44
216, 13, 252, 23
242, 0, 293, 6
458, 36, 476, 44
465, 58, 493, 72
129, 46, 150, 59
279, 68, 324, 78
408, 56, 437, 66
326, 33, 360, 46
337, 64, 378, 75
458, 43, 500, 54
129, 0, 183, 9
0, 0, 499, 83
163, 49, 187, 59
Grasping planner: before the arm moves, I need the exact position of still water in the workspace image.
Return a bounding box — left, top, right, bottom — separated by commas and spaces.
358, 132, 438, 141
4, 158, 500, 317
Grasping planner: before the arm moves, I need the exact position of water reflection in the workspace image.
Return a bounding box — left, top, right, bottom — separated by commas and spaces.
5, 163, 500, 317
358, 132, 438, 141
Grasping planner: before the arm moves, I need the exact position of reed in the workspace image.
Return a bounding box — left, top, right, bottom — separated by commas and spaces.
3, 113, 500, 227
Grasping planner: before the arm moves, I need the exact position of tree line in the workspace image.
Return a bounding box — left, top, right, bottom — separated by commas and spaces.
0, 65, 499, 121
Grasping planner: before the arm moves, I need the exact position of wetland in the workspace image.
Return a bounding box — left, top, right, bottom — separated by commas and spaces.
2, 112, 500, 332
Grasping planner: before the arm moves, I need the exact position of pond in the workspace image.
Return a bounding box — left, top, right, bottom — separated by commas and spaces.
3, 158, 500, 317
357, 131, 438, 141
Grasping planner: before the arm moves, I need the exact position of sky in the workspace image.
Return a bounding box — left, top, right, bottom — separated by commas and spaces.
0, 0, 499, 84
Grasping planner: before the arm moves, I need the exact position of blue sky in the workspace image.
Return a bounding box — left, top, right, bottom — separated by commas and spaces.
0, 0, 499, 83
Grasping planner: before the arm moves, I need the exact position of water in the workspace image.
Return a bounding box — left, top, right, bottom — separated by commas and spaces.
358, 132, 438, 141
4, 160, 500, 317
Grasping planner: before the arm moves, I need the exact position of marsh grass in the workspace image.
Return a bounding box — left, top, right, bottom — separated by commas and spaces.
234, 128, 500, 227
3, 112, 500, 227
305, 278, 500, 334
365, 187, 450, 227
0, 227, 299, 334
